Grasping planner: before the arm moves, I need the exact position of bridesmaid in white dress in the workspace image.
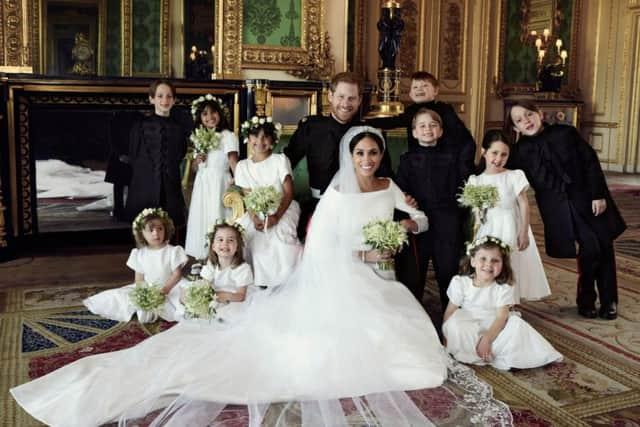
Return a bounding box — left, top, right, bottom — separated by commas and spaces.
84, 208, 189, 322
467, 129, 551, 302
443, 236, 563, 370
185, 95, 239, 260
11, 127, 512, 427
234, 116, 302, 287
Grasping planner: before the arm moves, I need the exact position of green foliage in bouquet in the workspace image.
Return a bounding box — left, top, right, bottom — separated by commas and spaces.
184, 279, 218, 320
129, 282, 166, 312
243, 185, 282, 218
362, 219, 409, 270
189, 126, 221, 158
457, 183, 499, 211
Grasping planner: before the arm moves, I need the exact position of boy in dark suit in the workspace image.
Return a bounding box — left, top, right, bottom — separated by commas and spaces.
396, 108, 476, 310
507, 101, 626, 320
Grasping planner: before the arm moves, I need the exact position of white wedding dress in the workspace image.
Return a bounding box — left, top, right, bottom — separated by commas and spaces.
11, 127, 512, 427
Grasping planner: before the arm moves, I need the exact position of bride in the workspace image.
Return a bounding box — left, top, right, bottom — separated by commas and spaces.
11, 127, 511, 426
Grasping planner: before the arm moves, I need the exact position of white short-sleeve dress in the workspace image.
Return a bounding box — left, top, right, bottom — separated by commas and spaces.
443, 275, 562, 370
185, 129, 239, 259
83, 244, 189, 322
234, 153, 302, 287
468, 169, 551, 302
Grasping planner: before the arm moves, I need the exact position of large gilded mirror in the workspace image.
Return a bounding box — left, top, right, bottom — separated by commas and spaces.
497, 0, 580, 96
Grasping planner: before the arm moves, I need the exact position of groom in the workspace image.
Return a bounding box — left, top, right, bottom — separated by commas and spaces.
284, 72, 393, 237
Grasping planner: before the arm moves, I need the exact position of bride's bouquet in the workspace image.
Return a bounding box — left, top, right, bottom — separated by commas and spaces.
362, 219, 409, 271
243, 185, 282, 222
457, 182, 499, 234
129, 282, 166, 322
183, 279, 219, 320
189, 126, 221, 158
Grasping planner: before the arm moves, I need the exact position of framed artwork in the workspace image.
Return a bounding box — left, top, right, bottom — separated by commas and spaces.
496, 0, 581, 97
240, 0, 324, 70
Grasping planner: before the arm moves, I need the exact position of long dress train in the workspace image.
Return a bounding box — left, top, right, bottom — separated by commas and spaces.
11, 183, 512, 427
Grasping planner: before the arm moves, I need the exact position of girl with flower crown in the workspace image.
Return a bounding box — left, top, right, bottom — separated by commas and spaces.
185, 95, 239, 260
83, 208, 190, 323
183, 220, 254, 321
466, 129, 551, 303
235, 116, 302, 287
442, 236, 562, 370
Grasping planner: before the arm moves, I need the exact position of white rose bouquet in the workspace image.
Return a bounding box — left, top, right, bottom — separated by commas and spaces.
243, 185, 282, 222
457, 182, 499, 234
183, 279, 219, 320
189, 126, 221, 159
129, 282, 166, 321
362, 219, 409, 270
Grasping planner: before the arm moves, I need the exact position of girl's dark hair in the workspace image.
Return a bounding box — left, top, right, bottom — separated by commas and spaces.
194, 100, 231, 131
348, 131, 385, 153
207, 224, 245, 268
247, 122, 279, 143
459, 240, 514, 286
477, 129, 512, 173
133, 213, 175, 248
148, 79, 176, 98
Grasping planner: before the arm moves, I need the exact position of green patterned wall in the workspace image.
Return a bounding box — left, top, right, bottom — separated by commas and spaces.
503, 0, 573, 84
242, 0, 302, 47
133, 0, 161, 73
105, 0, 121, 76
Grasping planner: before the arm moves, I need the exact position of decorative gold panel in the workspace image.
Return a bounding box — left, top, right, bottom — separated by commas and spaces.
241, 0, 324, 71
220, 0, 242, 77
0, 0, 33, 71
438, 0, 466, 93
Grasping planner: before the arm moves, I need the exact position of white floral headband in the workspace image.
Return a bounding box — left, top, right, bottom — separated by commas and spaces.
132, 207, 169, 233
465, 235, 510, 256
240, 116, 282, 144
206, 219, 246, 244
191, 94, 230, 121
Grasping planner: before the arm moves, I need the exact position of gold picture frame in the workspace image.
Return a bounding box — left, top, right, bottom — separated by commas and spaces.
239, 0, 324, 71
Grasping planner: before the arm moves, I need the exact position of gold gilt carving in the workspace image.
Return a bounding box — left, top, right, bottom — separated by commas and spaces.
161, 0, 169, 75
2, 1, 25, 67
18, 98, 32, 234
397, 0, 418, 77
122, 0, 131, 76
0, 3, 4, 66
286, 31, 335, 81
242, 0, 324, 70
221, 0, 242, 77
439, 1, 462, 82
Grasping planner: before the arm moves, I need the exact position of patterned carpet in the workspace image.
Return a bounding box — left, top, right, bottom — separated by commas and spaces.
1, 189, 639, 426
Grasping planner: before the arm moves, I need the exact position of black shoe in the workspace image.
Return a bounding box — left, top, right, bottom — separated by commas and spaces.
578, 306, 598, 318
599, 302, 617, 320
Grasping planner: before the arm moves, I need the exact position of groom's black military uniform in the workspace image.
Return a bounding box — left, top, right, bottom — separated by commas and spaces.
284, 114, 393, 237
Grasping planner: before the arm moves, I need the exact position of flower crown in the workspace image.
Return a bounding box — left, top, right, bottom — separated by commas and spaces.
206, 219, 246, 244
190, 94, 230, 121
465, 235, 510, 256
132, 208, 169, 233
240, 116, 282, 143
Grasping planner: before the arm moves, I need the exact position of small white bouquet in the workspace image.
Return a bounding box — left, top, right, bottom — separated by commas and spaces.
243, 185, 282, 221
457, 182, 499, 233
362, 219, 409, 271
129, 282, 166, 322
189, 126, 221, 158
183, 279, 219, 320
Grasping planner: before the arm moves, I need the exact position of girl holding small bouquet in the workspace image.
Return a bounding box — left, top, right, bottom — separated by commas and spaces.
185, 95, 239, 260
234, 116, 302, 287
183, 220, 254, 321
84, 208, 189, 322
463, 129, 550, 302
443, 236, 562, 370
